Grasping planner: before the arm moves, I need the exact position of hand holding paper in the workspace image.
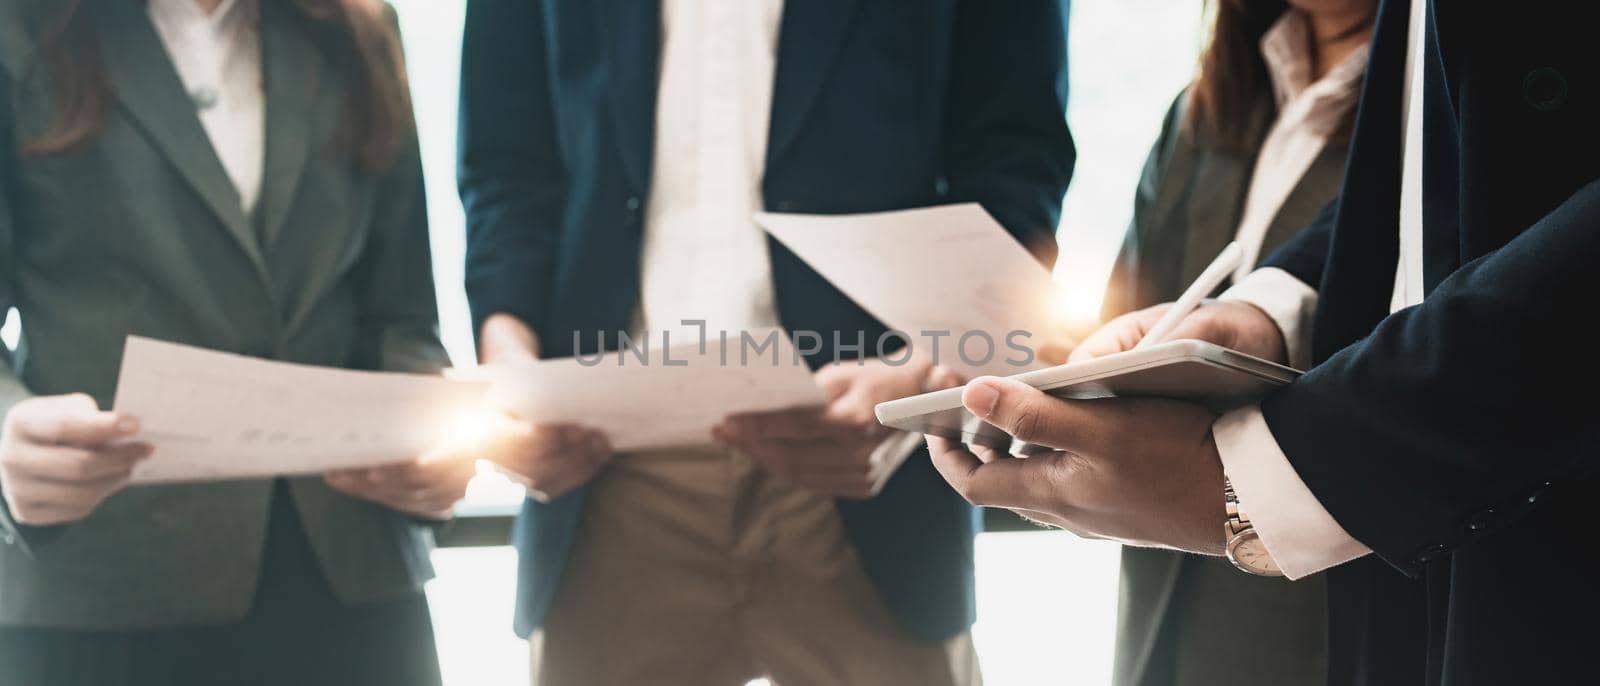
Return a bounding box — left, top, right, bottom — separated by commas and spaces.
325, 452, 479, 520
0, 393, 152, 525
474, 415, 614, 503
715, 356, 960, 499
468, 313, 614, 502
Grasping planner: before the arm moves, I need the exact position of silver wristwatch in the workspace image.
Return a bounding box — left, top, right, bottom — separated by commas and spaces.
1224, 478, 1285, 577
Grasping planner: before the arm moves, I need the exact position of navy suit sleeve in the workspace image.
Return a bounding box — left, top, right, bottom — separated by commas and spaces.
940, 0, 1075, 265
1262, 196, 1338, 289
458, 0, 566, 345
1261, 179, 1600, 575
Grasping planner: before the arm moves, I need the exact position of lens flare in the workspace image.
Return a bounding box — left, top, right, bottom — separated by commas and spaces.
440, 406, 495, 452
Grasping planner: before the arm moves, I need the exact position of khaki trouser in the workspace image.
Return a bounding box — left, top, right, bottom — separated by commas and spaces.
530, 447, 979, 686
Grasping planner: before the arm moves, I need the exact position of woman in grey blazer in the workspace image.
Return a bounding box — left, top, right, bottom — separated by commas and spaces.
1104, 0, 1375, 684
0, 1, 472, 684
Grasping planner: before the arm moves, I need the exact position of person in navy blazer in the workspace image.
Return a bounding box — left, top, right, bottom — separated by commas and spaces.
459, 0, 1074, 682
925, 1, 1600, 684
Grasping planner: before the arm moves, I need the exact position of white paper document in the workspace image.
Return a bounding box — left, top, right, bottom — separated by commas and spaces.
113, 336, 489, 484
756, 203, 1066, 378
474, 328, 826, 452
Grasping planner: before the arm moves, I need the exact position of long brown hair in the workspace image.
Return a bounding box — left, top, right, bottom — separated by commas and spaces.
1186, 0, 1289, 153
23, 0, 412, 172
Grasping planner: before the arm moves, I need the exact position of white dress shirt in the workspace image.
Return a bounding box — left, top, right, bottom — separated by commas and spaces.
637, 0, 786, 337
1213, 0, 1429, 580
635, 0, 919, 470
148, 0, 265, 215
1231, 11, 1368, 283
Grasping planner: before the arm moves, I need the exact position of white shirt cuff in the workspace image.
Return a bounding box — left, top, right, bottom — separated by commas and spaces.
1219, 267, 1317, 370
1214, 405, 1371, 579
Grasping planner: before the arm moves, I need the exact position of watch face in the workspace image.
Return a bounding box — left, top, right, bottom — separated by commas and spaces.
1227, 531, 1284, 577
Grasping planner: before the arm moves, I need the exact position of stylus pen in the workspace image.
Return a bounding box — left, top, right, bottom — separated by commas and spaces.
1133, 241, 1245, 350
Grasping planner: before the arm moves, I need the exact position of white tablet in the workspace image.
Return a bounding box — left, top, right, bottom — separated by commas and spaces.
874, 339, 1300, 453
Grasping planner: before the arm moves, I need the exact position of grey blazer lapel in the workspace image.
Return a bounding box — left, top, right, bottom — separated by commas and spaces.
256, 0, 324, 249
94, 1, 270, 282
1260, 142, 1347, 255
1177, 100, 1273, 284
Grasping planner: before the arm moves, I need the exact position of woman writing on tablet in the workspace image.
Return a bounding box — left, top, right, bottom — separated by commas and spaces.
0, 1, 470, 684
1101, 0, 1376, 684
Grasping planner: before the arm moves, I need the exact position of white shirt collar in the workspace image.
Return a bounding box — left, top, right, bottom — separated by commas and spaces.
147, 0, 249, 32
146, 0, 265, 215
1260, 10, 1369, 110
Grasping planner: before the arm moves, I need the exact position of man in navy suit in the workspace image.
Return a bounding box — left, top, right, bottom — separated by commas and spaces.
458, 1, 1074, 683
927, 1, 1598, 683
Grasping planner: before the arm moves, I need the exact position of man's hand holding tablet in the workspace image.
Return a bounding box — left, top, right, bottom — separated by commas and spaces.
918, 244, 1296, 554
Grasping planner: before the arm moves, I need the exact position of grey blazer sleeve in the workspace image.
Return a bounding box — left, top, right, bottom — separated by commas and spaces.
354, 135, 449, 375
0, 60, 25, 414
0, 64, 45, 553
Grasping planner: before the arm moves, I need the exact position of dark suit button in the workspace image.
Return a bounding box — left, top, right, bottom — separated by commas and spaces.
775, 200, 798, 212
623, 196, 642, 225
1523, 67, 1568, 112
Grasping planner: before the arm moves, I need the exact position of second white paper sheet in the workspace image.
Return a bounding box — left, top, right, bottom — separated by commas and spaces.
474, 328, 825, 452
757, 203, 1065, 378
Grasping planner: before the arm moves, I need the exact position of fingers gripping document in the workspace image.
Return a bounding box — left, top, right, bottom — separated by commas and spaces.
756, 204, 1067, 378
469, 328, 826, 451
113, 337, 489, 484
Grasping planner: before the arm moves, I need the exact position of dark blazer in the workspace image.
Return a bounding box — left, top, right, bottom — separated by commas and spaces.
1253, 0, 1599, 682
459, 0, 1075, 640
1106, 93, 1345, 686
0, 0, 444, 629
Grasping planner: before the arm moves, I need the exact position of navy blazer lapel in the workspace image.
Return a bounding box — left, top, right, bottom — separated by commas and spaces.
256, 0, 324, 249
1422, 0, 1457, 120
94, 0, 269, 281
600, 0, 660, 194
767, 0, 863, 168
1313, 0, 1409, 361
